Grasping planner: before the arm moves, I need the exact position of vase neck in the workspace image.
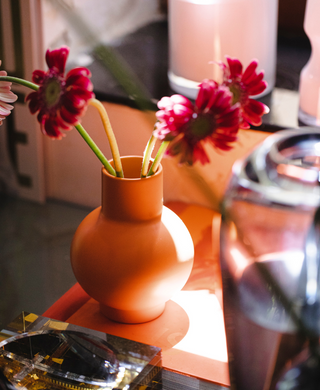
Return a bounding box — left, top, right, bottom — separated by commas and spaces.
101, 156, 163, 222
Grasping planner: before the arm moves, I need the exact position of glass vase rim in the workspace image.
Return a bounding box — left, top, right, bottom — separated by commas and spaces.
227, 127, 320, 208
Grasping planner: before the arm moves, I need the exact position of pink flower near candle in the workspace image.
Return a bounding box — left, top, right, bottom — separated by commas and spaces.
221, 57, 269, 129
0, 61, 18, 126
26, 46, 94, 139
154, 79, 240, 165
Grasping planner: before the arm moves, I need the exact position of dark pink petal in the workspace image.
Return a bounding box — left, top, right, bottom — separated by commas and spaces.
26, 93, 42, 114
208, 132, 237, 151
214, 132, 238, 145
215, 132, 238, 144
32, 70, 47, 85
64, 90, 86, 109
216, 107, 240, 129
66, 67, 92, 78
66, 74, 93, 91
242, 106, 263, 126
60, 106, 79, 125
36, 108, 46, 124
218, 96, 236, 115
247, 80, 268, 96
63, 95, 85, 115
245, 71, 264, 89
37, 113, 58, 138
239, 119, 251, 130
46, 46, 69, 74
25, 91, 37, 102
246, 99, 269, 116
43, 117, 64, 139
206, 86, 224, 111
242, 60, 258, 83
67, 88, 94, 102
242, 99, 269, 126
196, 79, 218, 110
226, 57, 243, 78
56, 115, 72, 130
208, 86, 232, 113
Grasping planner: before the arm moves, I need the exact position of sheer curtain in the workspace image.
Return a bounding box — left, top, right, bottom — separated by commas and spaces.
42, 0, 164, 63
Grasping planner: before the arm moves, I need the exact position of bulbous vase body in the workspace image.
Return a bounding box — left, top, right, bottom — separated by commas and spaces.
70, 156, 194, 323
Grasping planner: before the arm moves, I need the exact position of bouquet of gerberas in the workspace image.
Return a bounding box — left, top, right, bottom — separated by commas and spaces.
0, 47, 269, 177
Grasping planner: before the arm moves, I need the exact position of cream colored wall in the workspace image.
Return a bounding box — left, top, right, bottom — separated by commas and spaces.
162, 129, 272, 210
44, 101, 271, 211
44, 102, 156, 208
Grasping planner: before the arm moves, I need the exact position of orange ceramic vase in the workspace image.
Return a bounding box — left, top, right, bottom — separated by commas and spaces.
70, 156, 194, 324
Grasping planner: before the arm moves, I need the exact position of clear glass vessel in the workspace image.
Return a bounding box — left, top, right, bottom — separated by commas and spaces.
220, 128, 320, 390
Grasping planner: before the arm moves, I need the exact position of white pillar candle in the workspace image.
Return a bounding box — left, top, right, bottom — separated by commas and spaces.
168, 0, 278, 99
299, 0, 320, 126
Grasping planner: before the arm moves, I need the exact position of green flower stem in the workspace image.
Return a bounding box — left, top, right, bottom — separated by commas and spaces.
0, 76, 39, 91
147, 140, 170, 177
141, 134, 157, 178
89, 99, 123, 178
75, 123, 116, 176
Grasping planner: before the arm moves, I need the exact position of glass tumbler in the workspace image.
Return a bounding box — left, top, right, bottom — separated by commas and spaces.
220, 128, 320, 390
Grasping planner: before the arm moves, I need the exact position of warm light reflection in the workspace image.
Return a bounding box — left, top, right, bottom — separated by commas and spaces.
315, 142, 320, 154
259, 250, 304, 279
230, 248, 304, 281
161, 207, 194, 263
305, 240, 318, 304
229, 221, 238, 241
171, 290, 228, 362
277, 163, 318, 182
230, 247, 250, 277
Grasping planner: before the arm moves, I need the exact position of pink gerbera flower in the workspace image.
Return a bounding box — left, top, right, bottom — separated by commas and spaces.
221, 57, 269, 129
26, 46, 94, 139
154, 79, 240, 165
0, 61, 18, 126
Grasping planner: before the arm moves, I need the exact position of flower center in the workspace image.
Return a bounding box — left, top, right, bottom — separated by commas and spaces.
229, 83, 242, 105
44, 78, 62, 108
188, 113, 214, 141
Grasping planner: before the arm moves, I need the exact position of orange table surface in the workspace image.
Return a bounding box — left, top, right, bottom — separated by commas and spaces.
43, 201, 229, 387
